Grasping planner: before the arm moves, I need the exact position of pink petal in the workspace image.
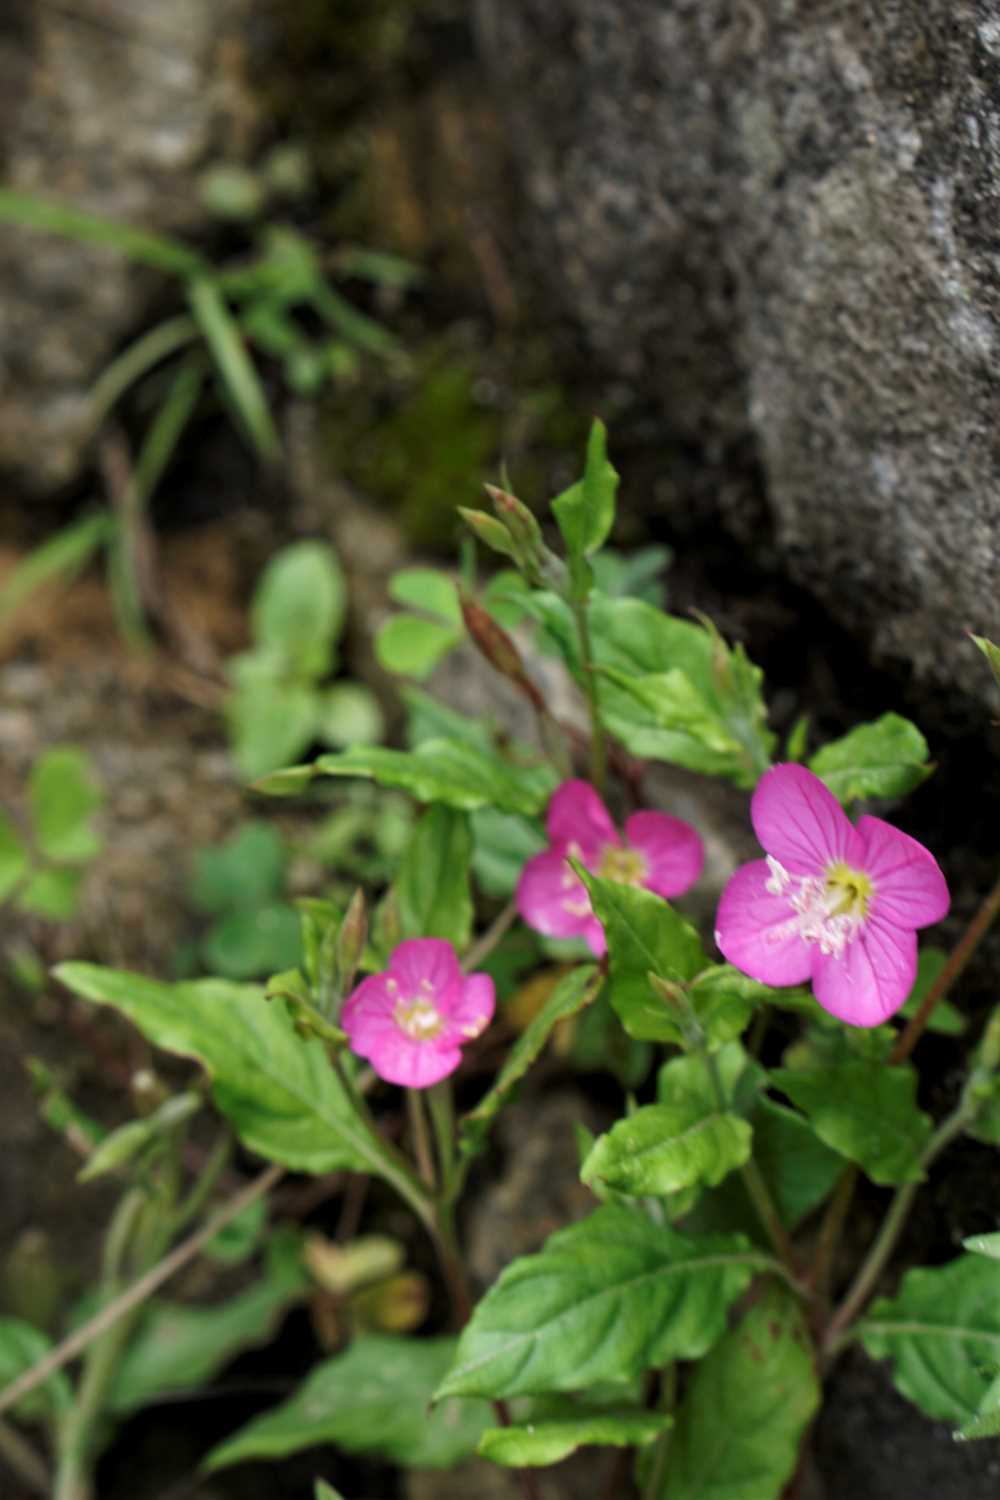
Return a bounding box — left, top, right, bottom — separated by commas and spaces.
856, 816, 950, 930
389, 938, 462, 998
545, 779, 618, 860
752, 764, 862, 874
443, 972, 496, 1044
516, 847, 594, 940
340, 973, 395, 1051
811, 917, 916, 1027
370, 1032, 462, 1088
624, 811, 704, 899
714, 859, 813, 986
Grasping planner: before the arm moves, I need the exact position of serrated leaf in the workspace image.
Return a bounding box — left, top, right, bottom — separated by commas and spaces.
0, 812, 28, 901
250, 541, 346, 676
808, 713, 932, 804
312, 740, 556, 816
206, 1335, 488, 1471
436, 1206, 762, 1400
581, 1100, 752, 1198
860, 1253, 1000, 1425
396, 805, 473, 949
0, 1317, 74, 1422
460, 965, 602, 1158
53, 964, 415, 1191
654, 1282, 818, 1500
770, 1060, 931, 1186
29, 747, 102, 863
579, 871, 707, 1043
479, 1409, 668, 1467
108, 1232, 307, 1415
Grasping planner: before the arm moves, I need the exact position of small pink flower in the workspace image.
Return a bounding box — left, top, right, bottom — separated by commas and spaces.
714, 763, 949, 1027
341, 939, 494, 1088
516, 779, 704, 957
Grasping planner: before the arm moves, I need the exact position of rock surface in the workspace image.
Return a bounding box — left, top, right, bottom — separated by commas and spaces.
475, 0, 1000, 708
0, 0, 258, 492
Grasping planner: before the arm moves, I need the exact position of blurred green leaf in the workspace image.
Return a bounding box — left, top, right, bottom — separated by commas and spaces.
188, 276, 280, 462
192, 822, 288, 914
29, 747, 102, 863
312, 740, 557, 816
201, 904, 302, 981
316, 683, 385, 749
251, 541, 347, 676
17, 867, 82, 920
206, 1335, 488, 1471
0, 1317, 74, 1422
0, 514, 111, 631
227, 680, 318, 781
809, 713, 932, 803
204, 1197, 268, 1265
898, 947, 965, 1035
396, 806, 473, 950
375, 614, 462, 679
471, 808, 546, 899
0, 189, 204, 275
0, 813, 28, 902
388, 568, 462, 625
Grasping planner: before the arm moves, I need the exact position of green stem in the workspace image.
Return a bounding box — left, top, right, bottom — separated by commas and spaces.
0, 1416, 50, 1495
170, 1131, 234, 1235
572, 594, 607, 794
702, 1051, 798, 1272
427, 1080, 458, 1203
892, 866, 1000, 1064
462, 899, 518, 973
641, 1365, 677, 1500
406, 1088, 436, 1190
822, 1101, 973, 1362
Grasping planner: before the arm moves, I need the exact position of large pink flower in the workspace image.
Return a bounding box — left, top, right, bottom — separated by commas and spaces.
341, 939, 494, 1088
714, 763, 949, 1027
516, 779, 704, 957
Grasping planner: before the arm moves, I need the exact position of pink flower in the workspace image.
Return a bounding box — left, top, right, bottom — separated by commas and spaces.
714, 763, 949, 1027
341, 939, 494, 1088
516, 779, 704, 957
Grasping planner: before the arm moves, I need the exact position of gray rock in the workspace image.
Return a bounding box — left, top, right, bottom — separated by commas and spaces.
476, 0, 1000, 707
0, 0, 257, 492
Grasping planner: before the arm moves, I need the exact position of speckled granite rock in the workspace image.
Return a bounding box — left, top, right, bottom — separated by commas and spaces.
476, 0, 1000, 707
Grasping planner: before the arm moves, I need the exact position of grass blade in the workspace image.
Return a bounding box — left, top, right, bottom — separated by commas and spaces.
0, 190, 204, 277
188, 278, 281, 462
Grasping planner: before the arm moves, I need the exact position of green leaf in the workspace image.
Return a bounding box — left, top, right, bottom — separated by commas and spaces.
579, 871, 707, 1043
685, 965, 770, 1050
964, 1232, 1000, 1261
860, 1253, 1000, 1425
569, 600, 774, 787
206, 1335, 488, 1471
0, 812, 28, 902
315, 1483, 347, 1500
470, 808, 546, 899
582, 1099, 751, 1198
0, 1317, 74, 1422
388, 567, 462, 625
53, 964, 413, 1185
552, 418, 618, 567
204, 1197, 268, 1265
252, 763, 316, 798
188, 276, 280, 462
316, 683, 385, 749
313, 740, 556, 816
479, 1409, 668, 1467
958, 1368, 1000, 1440
191, 822, 289, 914
770, 1060, 931, 1186
971, 634, 1000, 693
460, 966, 602, 1158
251, 541, 346, 677
227, 680, 319, 781
108, 1232, 308, 1415
0, 513, 111, 630
808, 713, 932, 804
436, 1206, 762, 1400
374, 614, 462, 679
654, 1282, 819, 1500
898, 947, 965, 1035
17, 867, 82, 920
78, 1092, 201, 1182
396, 805, 473, 949
0, 188, 205, 275
29, 747, 102, 863
200, 903, 302, 980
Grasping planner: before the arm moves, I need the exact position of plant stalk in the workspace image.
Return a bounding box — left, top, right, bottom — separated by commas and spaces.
572, 594, 607, 794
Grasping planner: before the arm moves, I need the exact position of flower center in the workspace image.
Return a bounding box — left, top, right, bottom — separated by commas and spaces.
392, 991, 445, 1041
764, 855, 874, 959
597, 843, 648, 887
